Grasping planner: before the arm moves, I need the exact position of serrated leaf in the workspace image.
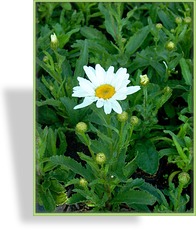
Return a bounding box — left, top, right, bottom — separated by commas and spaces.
67, 193, 86, 205
38, 186, 56, 212
50, 179, 65, 193
50, 155, 94, 181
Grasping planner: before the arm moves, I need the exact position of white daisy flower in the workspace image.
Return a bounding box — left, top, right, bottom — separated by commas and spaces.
72, 64, 141, 114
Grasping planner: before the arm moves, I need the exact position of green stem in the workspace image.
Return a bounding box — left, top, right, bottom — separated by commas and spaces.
106, 114, 113, 157
117, 121, 125, 155
143, 86, 148, 120
81, 133, 95, 160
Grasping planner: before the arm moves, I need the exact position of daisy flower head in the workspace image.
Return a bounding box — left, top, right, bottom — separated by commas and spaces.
72, 64, 141, 114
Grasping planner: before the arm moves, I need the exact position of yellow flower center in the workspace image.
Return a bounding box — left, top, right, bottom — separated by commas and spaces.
95, 84, 116, 99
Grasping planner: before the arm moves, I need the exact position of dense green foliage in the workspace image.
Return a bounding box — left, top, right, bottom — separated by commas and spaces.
35, 2, 193, 214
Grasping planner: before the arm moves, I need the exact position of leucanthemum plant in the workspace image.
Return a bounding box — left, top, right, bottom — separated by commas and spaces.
72, 64, 140, 114
36, 2, 193, 214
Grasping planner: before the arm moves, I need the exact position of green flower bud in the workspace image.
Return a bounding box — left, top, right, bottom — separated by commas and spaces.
76, 122, 88, 133
117, 111, 128, 122
178, 172, 190, 186
163, 86, 172, 94
156, 23, 163, 29
79, 178, 88, 187
95, 152, 106, 165
140, 74, 149, 86
50, 33, 59, 50
166, 41, 175, 51
184, 17, 192, 24
130, 116, 139, 126
43, 56, 49, 63
175, 17, 182, 24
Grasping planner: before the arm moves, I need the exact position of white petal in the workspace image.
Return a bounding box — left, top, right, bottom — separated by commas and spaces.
74, 97, 97, 109
103, 100, 112, 114
116, 67, 127, 77
83, 66, 100, 87
78, 77, 95, 91
95, 64, 106, 84
96, 99, 104, 108
110, 100, 122, 114
113, 91, 127, 100
105, 66, 115, 84
72, 86, 94, 97
126, 86, 141, 95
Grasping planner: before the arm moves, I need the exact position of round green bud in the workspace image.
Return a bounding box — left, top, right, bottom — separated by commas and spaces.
140, 74, 149, 86
76, 122, 88, 133
175, 17, 182, 24
79, 178, 88, 187
163, 86, 172, 94
95, 152, 106, 165
156, 23, 163, 29
117, 111, 128, 122
184, 17, 192, 24
178, 172, 190, 186
166, 41, 175, 51
130, 116, 139, 126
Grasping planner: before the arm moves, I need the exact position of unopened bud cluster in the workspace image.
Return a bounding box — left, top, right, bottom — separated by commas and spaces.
79, 178, 88, 187
140, 74, 149, 86
166, 41, 175, 51
178, 172, 190, 186
117, 111, 128, 122
156, 23, 163, 29
130, 116, 139, 126
95, 152, 106, 165
76, 122, 88, 133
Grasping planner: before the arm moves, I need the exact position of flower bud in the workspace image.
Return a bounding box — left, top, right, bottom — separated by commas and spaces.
178, 172, 190, 186
95, 153, 106, 165
156, 23, 163, 29
184, 17, 192, 24
117, 111, 128, 122
166, 41, 175, 51
43, 56, 49, 63
140, 74, 149, 86
175, 17, 182, 24
50, 33, 59, 50
79, 178, 88, 187
163, 86, 172, 94
130, 116, 139, 126
76, 122, 88, 133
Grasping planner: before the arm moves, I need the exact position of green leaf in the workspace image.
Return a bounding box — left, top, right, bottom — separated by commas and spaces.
38, 186, 56, 212
125, 26, 150, 56
60, 96, 88, 126
50, 155, 94, 181
135, 140, 159, 174
74, 39, 88, 78
98, 3, 119, 41
50, 179, 65, 193
179, 58, 192, 86
67, 193, 86, 205
46, 128, 57, 156
112, 189, 157, 206
57, 130, 67, 155
37, 98, 61, 107
36, 57, 61, 84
